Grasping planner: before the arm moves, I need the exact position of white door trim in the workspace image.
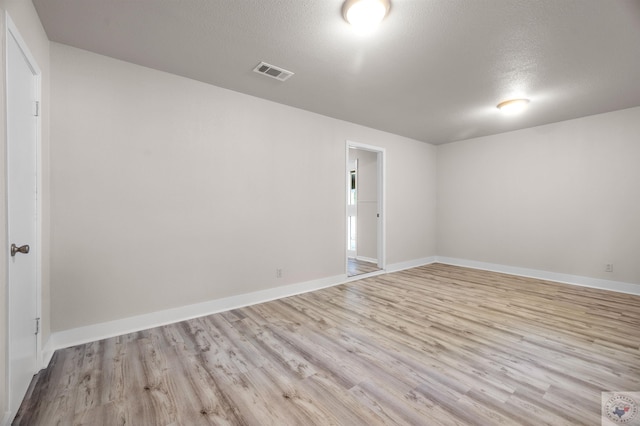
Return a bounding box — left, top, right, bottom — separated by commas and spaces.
4, 12, 43, 418
345, 140, 386, 271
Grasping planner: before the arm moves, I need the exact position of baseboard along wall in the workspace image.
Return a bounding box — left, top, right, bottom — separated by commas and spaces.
436, 257, 640, 297
43, 272, 347, 367
42, 255, 639, 367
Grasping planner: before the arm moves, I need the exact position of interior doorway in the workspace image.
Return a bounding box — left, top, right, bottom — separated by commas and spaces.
346, 141, 385, 277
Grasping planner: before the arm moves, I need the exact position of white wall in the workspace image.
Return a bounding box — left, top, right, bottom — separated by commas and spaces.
437, 107, 640, 286
50, 43, 438, 332
0, 0, 50, 420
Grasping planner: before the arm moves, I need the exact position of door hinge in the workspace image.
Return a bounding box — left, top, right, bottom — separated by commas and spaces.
35, 317, 40, 335
34, 101, 40, 117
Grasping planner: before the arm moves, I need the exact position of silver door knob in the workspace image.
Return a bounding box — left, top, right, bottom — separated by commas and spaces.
10, 244, 29, 257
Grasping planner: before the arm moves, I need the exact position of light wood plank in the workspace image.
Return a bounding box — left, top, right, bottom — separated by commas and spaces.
14, 264, 640, 425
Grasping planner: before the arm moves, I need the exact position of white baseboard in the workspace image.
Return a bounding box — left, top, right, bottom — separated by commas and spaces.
386, 256, 437, 273
436, 257, 640, 296
2, 411, 11, 426
344, 255, 438, 282
49, 273, 346, 352
355, 256, 377, 264
42, 336, 55, 369
345, 269, 386, 282
46, 255, 639, 355
47, 257, 438, 353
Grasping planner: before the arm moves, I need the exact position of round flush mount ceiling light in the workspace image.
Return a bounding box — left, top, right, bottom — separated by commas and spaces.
343, 0, 391, 34
497, 98, 530, 115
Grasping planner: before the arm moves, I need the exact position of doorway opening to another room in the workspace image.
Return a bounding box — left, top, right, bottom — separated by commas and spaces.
346, 141, 385, 277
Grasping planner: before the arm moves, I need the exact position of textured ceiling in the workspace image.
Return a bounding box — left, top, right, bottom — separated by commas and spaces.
33, 0, 640, 145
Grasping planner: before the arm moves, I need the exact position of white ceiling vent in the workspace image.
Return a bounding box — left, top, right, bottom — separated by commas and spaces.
253, 62, 294, 81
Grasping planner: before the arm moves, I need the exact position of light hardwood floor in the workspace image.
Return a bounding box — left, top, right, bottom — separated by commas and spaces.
14, 264, 640, 425
347, 258, 381, 277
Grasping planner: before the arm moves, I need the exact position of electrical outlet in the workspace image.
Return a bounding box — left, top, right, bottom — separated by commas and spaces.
605, 264, 613, 273
276, 268, 282, 278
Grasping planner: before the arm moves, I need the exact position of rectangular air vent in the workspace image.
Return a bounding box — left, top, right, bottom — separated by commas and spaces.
253, 62, 294, 81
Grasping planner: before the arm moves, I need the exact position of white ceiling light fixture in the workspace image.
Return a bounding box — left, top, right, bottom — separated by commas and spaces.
343, 0, 391, 35
497, 98, 530, 115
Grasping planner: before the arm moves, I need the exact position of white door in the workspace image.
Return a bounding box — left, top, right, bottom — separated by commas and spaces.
7, 18, 40, 417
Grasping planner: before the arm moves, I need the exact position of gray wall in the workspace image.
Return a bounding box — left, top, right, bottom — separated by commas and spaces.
437, 107, 640, 284
50, 43, 438, 332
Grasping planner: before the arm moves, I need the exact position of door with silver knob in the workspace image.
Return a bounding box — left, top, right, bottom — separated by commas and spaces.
7, 16, 41, 419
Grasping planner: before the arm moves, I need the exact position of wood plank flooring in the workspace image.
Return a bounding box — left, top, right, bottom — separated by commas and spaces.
14, 263, 640, 425
347, 258, 381, 276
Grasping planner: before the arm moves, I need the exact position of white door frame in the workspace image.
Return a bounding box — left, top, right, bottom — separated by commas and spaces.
4, 12, 43, 416
345, 140, 385, 271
